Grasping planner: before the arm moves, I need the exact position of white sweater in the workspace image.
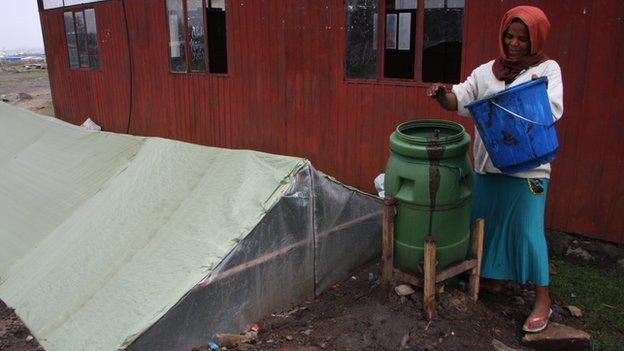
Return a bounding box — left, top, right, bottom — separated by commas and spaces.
452, 59, 564, 179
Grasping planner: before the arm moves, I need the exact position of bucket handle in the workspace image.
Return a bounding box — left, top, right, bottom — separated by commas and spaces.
490, 100, 556, 127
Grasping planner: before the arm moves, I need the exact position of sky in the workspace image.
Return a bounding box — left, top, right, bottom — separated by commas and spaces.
0, 1, 44, 50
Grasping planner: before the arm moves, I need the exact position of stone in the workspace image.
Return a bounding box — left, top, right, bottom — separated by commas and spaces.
492, 338, 522, 351
394, 284, 415, 296
17, 93, 33, 101
25, 335, 34, 342
215, 333, 249, 347
522, 322, 591, 351
546, 231, 574, 256
595, 242, 624, 262
567, 305, 583, 317
566, 247, 593, 262
512, 296, 526, 306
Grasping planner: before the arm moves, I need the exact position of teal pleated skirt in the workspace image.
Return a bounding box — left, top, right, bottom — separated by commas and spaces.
471, 173, 550, 286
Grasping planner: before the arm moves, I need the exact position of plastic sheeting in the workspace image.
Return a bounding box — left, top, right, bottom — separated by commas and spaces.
0, 102, 383, 351
128, 166, 383, 351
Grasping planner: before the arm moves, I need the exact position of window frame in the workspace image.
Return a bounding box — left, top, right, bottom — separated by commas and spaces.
344, 0, 466, 86
63, 7, 100, 71
164, 0, 229, 76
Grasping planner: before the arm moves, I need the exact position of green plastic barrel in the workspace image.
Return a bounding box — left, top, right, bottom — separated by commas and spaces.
385, 119, 472, 274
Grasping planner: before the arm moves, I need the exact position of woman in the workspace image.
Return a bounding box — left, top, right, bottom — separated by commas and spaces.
427, 6, 563, 333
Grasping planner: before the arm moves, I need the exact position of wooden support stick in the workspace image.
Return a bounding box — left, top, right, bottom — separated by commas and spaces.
468, 219, 485, 302
423, 235, 437, 320
393, 269, 423, 287
435, 259, 477, 283
381, 197, 396, 296
393, 269, 445, 293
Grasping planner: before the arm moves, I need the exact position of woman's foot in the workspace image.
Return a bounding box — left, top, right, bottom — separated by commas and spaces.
523, 286, 552, 333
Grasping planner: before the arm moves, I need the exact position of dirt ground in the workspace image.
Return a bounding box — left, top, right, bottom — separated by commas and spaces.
0, 301, 42, 351
0, 261, 585, 351
218, 263, 586, 351
0, 62, 53, 117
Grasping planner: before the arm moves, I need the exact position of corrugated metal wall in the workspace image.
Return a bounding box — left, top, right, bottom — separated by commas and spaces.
39, 0, 624, 243
40, 0, 131, 132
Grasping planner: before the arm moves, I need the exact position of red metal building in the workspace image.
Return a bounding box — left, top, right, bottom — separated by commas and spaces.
37, 0, 624, 243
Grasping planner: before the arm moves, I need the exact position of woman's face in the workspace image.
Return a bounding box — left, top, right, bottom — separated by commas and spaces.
504, 21, 530, 59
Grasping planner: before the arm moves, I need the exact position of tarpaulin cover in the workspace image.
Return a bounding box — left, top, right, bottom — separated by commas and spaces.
127, 164, 382, 351
0, 102, 383, 351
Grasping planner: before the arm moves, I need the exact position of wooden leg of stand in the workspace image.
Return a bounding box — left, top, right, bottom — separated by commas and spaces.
381, 197, 396, 297
468, 219, 485, 302
423, 236, 437, 320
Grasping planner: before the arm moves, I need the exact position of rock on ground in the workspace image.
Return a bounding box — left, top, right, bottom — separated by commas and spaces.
522, 322, 591, 351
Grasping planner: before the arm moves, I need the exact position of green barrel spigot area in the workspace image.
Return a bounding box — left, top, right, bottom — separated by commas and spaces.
385, 119, 473, 274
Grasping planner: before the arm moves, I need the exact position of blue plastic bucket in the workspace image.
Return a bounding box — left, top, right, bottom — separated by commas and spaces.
465, 77, 558, 174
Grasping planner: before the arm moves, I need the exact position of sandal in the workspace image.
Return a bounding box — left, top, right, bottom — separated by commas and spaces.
523, 308, 553, 333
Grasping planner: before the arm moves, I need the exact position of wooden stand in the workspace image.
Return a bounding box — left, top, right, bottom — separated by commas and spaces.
381, 196, 485, 320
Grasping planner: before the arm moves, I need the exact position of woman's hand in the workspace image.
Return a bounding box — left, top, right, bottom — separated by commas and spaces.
427, 83, 450, 100
427, 83, 458, 111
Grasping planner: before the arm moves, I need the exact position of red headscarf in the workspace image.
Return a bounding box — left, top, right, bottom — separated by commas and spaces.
492, 6, 550, 82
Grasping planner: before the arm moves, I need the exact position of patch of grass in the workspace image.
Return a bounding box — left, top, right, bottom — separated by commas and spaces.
550, 257, 624, 350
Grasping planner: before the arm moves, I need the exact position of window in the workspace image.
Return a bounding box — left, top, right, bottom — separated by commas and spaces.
63, 8, 99, 69
384, 0, 417, 79
345, 0, 464, 83
166, 0, 228, 74
42, 0, 104, 10
345, 0, 378, 79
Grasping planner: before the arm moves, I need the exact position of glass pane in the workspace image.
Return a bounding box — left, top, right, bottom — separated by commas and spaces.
210, 0, 225, 10
447, 0, 465, 8
75, 11, 90, 68
424, 0, 444, 9
384, 0, 415, 78
394, 0, 417, 10
373, 13, 378, 50
84, 9, 99, 69
166, 0, 187, 72
422, 0, 464, 83
206, 0, 228, 73
385, 14, 397, 49
65, 0, 104, 5
43, 0, 64, 9
64, 12, 79, 68
344, 0, 378, 79
187, 0, 206, 71
398, 12, 411, 50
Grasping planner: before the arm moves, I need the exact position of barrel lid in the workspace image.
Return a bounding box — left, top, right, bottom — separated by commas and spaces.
395, 119, 466, 145
390, 119, 470, 159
